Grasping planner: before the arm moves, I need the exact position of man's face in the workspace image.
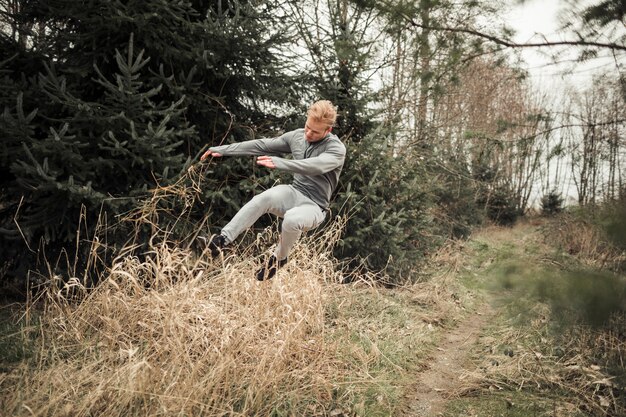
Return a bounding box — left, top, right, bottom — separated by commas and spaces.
304, 117, 331, 143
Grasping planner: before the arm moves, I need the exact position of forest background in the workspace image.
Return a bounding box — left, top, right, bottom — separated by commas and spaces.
0, 0, 625, 295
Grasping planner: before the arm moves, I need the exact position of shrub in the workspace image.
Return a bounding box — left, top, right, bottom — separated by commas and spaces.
541, 189, 564, 216
481, 185, 522, 226
333, 130, 435, 282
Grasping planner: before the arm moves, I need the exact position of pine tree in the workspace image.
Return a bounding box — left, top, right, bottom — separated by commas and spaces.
332, 128, 433, 281
1, 35, 192, 283
0, 0, 305, 293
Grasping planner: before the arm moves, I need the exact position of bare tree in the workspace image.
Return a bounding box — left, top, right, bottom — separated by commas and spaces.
566, 74, 626, 204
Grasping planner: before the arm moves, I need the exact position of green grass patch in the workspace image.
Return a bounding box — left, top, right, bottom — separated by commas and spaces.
449, 223, 625, 416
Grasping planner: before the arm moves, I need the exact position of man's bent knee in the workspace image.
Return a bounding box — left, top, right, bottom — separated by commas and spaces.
282, 212, 323, 233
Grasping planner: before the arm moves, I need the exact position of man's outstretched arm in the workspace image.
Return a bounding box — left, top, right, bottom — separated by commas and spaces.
201, 136, 291, 161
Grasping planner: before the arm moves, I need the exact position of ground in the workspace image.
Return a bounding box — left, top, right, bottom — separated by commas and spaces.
404, 305, 493, 416
1, 217, 623, 416
395, 218, 624, 417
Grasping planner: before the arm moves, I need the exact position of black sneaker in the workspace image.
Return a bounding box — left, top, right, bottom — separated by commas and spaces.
255, 255, 288, 281
208, 234, 228, 257
196, 234, 227, 257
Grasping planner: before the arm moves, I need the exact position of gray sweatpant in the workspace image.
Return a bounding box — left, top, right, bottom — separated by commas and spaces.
221, 185, 326, 261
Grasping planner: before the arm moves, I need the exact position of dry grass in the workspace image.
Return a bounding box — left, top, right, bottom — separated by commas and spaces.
1, 230, 362, 416
542, 212, 626, 272
0, 167, 439, 417
0, 230, 442, 417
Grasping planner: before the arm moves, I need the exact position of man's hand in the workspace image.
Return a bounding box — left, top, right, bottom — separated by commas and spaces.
256, 155, 276, 169
201, 149, 222, 161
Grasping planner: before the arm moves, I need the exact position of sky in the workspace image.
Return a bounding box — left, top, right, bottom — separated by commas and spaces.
506, 0, 562, 83
503, 0, 617, 90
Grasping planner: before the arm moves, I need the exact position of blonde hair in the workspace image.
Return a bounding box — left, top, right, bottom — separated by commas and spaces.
307, 100, 337, 128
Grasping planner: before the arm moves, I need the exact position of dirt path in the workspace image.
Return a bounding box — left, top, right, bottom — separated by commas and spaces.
402, 303, 493, 417
401, 222, 542, 416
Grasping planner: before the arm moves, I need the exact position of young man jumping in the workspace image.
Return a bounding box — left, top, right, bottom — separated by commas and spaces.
200, 100, 345, 281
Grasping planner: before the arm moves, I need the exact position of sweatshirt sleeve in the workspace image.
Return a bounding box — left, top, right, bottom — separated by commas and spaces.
272, 140, 346, 175
209, 134, 291, 156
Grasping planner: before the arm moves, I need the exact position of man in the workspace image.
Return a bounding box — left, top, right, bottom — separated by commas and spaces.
200, 100, 345, 281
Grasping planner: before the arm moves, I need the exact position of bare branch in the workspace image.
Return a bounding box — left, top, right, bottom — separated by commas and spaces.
402, 16, 626, 52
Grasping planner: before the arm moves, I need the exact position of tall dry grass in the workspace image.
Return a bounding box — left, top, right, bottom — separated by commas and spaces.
0, 166, 371, 416
1, 229, 363, 416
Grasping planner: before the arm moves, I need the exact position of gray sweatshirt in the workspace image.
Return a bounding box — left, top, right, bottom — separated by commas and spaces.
209, 128, 346, 209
